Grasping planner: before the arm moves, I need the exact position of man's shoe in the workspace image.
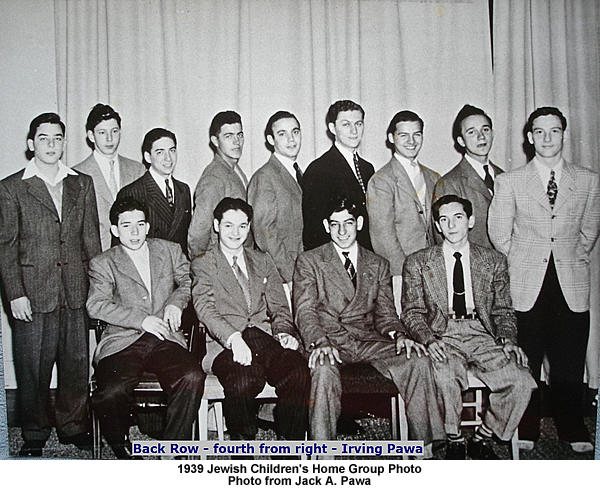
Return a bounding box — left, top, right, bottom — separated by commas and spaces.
445, 441, 466, 460
570, 442, 593, 454
467, 438, 499, 460
18, 440, 45, 457
337, 416, 363, 436
60, 431, 94, 451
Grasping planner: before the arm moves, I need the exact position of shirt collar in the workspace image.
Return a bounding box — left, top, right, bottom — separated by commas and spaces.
93, 150, 118, 167
273, 153, 298, 178
332, 241, 358, 265
219, 244, 245, 266
22, 159, 77, 186
464, 154, 492, 180
394, 153, 420, 171
122, 241, 149, 258
533, 156, 563, 184
442, 239, 470, 260
149, 166, 173, 188
334, 142, 356, 166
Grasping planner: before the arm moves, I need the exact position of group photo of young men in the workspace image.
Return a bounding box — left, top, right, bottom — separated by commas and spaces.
1, 98, 598, 461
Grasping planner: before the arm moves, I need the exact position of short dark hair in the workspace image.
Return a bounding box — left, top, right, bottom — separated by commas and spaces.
209, 111, 242, 139
325, 195, 362, 221
432, 194, 473, 222
326, 100, 365, 127
26, 113, 65, 160
264, 111, 300, 141
109, 196, 148, 225
85, 103, 122, 133
386, 110, 424, 136
525, 106, 567, 134
213, 197, 253, 223
27, 112, 65, 142
141, 128, 177, 167
452, 105, 492, 154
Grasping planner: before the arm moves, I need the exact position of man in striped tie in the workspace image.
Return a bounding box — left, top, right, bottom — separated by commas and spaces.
192, 198, 309, 449
293, 195, 444, 447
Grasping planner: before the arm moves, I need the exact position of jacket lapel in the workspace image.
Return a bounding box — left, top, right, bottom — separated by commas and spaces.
322, 242, 355, 302
524, 162, 553, 213
148, 240, 167, 311
423, 245, 449, 314
215, 248, 249, 310
391, 158, 422, 208
552, 162, 575, 213
352, 246, 378, 305
169, 178, 188, 238
143, 172, 174, 224
460, 158, 493, 203
115, 244, 148, 290
271, 155, 302, 196
25, 176, 59, 217
469, 245, 493, 318
87, 156, 113, 205
61, 174, 81, 221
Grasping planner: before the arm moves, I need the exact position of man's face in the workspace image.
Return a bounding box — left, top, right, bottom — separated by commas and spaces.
144, 136, 177, 178
389, 121, 423, 161
458, 114, 494, 159
88, 119, 121, 157
27, 123, 65, 165
212, 123, 244, 165
214, 209, 250, 253
435, 202, 474, 247
527, 114, 564, 160
328, 110, 364, 151
323, 209, 363, 250
267, 117, 301, 160
111, 209, 149, 251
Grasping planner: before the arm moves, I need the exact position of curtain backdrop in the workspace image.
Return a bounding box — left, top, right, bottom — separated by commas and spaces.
493, 0, 600, 386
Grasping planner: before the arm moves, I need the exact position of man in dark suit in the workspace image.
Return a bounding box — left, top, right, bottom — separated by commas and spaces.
367, 110, 439, 313
74, 103, 145, 251
0, 113, 101, 456
302, 100, 374, 251
433, 105, 502, 249
116, 128, 191, 255
489, 107, 600, 453
87, 196, 204, 459
188, 111, 252, 258
293, 196, 443, 445
402, 195, 535, 459
248, 111, 303, 295
192, 198, 309, 444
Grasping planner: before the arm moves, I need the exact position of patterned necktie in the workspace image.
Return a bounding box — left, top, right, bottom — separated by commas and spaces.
165, 179, 174, 207
411, 160, 427, 210
483, 164, 494, 194
108, 160, 118, 197
293, 162, 303, 187
452, 252, 467, 317
547, 170, 557, 208
353, 153, 366, 195
232, 255, 251, 312
342, 251, 357, 288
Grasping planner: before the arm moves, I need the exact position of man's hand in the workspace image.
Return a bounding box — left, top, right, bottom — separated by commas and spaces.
308, 345, 342, 369
163, 304, 182, 332
10, 296, 33, 322
276, 333, 299, 351
502, 339, 529, 367
141, 316, 171, 341
427, 339, 448, 362
396, 336, 427, 359
230, 333, 253, 366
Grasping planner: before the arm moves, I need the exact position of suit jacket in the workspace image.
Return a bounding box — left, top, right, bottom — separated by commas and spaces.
191, 247, 297, 352
293, 242, 402, 350
87, 238, 190, 364
488, 161, 600, 312
116, 172, 192, 256
401, 243, 517, 346
0, 169, 101, 312
187, 153, 251, 258
302, 145, 374, 251
74, 154, 145, 251
433, 157, 503, 249
247, 154, 303, 283
366, 156, 439, 276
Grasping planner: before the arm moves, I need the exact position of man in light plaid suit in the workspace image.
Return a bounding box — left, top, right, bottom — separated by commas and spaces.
488, 107, 600, 453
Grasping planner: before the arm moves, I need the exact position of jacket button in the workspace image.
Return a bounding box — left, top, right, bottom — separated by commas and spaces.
543, 259, 548, 263
550, 238, 555, 242
56, 263, 61, 267
142, 296, 148, 301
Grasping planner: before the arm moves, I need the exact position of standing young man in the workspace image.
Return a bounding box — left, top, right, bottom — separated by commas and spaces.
0, 113, 101, 456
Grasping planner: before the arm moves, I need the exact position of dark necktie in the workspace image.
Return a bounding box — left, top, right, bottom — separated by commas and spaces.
452, 252, 467, 317
547, 170, 557, 208
353, 153, 366, 195
342, 251, 357, 288
165, 179, 174, 207
232, 256, 251, 312
293, 162, 303, 187
483, 164, 494, 194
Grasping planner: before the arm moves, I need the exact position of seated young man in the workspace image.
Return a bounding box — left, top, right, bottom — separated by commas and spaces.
192, 198, 309, 444
293, 195, 444, 446
401, 194, 536, 459
87, 196, 205, 459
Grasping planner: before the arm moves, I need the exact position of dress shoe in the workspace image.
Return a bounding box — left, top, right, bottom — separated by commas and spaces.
60, 431, 94, 451
445, 440, 466, 460
19, 440, 45, 457
467, 438, 499, 460
570, 442, 593, 454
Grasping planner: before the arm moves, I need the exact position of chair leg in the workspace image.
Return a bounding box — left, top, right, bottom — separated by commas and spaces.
92, 408, 102, 459
510, 429, 520, 460
390, 396, 399, 440
214, 401, 225, 440
397, 394, 409, 461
